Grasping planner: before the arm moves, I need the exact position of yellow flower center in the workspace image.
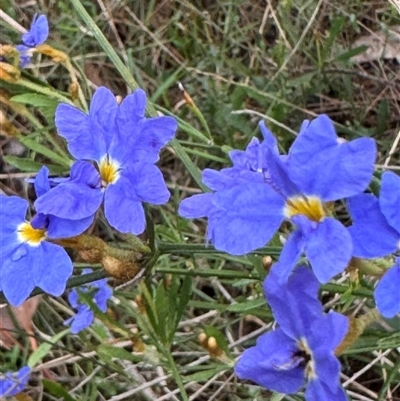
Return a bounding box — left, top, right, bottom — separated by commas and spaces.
284, 195, 325, 222
297, 337, 317, 380
17, 222, 46, 246
99, 156, 120, 186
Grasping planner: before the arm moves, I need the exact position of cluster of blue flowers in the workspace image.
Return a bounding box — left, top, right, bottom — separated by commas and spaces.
0, 86, 176, 397
180, 114, 400, 399
0, 87, 177, 308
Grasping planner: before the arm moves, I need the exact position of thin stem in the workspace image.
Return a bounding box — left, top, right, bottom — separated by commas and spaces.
164, 350, 190, 401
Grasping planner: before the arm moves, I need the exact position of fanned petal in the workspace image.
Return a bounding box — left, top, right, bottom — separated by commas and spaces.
47, 214, 95, 238
305, 218, 352, 283
35, 181, 103, 220
22, 14, 49, 46
348, 194, 400, 258
122, 163, 170, 205
235, 329, 304, 394
178, 193, 214, 218
35, 161, 103, 220
289, 115, 339, 160
306, 379, 348, 401
0, 196, 28, 236
1, 244, 36, 306
272, 230, 304, 284
375, 260, 400, 318
116, 88, 147, 125
380, 171, 400, 233
104, 183, 146, 234
208, 183, 285, 255
265, 266, 323, 339
34, 242, 73, 296
55, 103, 105, 161
89, 86, 118, 150
34, 166, 51, 197
287, 115, 376, 200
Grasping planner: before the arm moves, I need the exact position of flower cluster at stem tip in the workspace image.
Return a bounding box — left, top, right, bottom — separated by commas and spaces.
0, 86, 177, 309
179, 114, 400, 398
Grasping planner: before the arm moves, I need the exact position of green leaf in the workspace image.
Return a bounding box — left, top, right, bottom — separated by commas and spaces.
28, 329, 69, 367
11, 93, 58, 122
19, 137, 71, 167
226, 297, 266, 312
336, 45, 368, 62
97, 344, 140, 363
42, 379, 78, 401
3, 156, 67, 174
320, 16, 345, 62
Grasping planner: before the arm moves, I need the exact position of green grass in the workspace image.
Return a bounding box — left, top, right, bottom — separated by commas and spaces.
1, 0, 400, 400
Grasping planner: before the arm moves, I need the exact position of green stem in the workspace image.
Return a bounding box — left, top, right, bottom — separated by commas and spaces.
157, 242, 282, 256
155, 267, 262, 280
164, 349, 189, 401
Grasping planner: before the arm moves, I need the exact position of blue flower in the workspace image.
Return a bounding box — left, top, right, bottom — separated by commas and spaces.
0, 366, 31, 397
347, 171, 400, 317
374, 258, 400, 318
32, 165, 96, 238
235, 266, 348, 400
348, 171, 400, 258
180, 115, 376, 283
179, 121, 284, 254
0, 167, 78, 306
35, 87, 177, 235
65, 269, 113, 334
16, 14, 49, 67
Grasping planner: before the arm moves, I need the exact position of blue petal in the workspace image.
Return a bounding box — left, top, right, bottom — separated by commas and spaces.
202, 168, 263, 191
35, 181, 103, 220
287, 115, 376, 200
265, 266, 323, 339
271, 230, 304, 283
375, 260, 400, 318
55, 104, 105, 162
209, 183, 285, 255
34, 166, 51, 197
306, 379, 348, 401
94, 284, 113, 312
1, 244, 37, 306
112, 106, 177, 164
308, 312, 349, 357
289, 115, 338, 160
347, 194, 400, 258
116, 88, 146, 126
235, 329, 304, 394
0, 366, 31, 397
89, 87, 118, 151
34, 242, 73, 296
16, 44, 32, 67
35, 162, 103, 220
380, 171, 400, 233
122, 163, 170, 205
0, 196, 28, 236
67, 306, 94, 334
178, 193, 214, 218
68, 288, 79, 308
22, 14, 49, 46
265, 148, 299, 198
258, 121, 278, 151
46, 214, 95, 238
305, 218, 352, 283
104, 183, 146, 234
